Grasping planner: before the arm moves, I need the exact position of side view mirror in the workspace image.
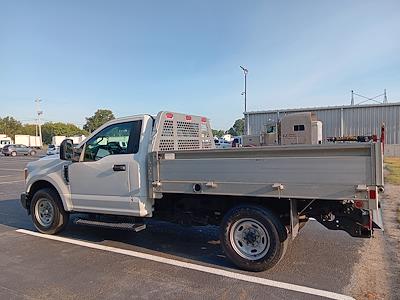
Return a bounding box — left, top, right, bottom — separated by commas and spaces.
60, 139, 74, 161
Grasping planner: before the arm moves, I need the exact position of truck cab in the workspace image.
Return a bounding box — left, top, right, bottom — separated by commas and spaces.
0, 136, 12, 149
24, 114, 154, 218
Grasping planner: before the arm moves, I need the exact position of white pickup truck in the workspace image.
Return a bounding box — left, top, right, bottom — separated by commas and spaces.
21, 111, 384, 271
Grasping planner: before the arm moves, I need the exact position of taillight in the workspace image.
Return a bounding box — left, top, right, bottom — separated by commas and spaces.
369, 189, 377, 200
354, 200, 364, 209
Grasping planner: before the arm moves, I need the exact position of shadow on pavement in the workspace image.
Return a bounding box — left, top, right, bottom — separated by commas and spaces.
0, 198, 35, 230
63, 218, 234, 269
0, 197, 234, 269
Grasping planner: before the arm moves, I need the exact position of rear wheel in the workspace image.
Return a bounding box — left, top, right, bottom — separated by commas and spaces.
11, 151, 17, 157
29, 150, 36, 156
220, 205, 288, 272
30, 188, 69, 234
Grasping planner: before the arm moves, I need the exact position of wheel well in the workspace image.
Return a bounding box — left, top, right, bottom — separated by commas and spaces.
27, 180, 60, 212
153, 193, 291, 226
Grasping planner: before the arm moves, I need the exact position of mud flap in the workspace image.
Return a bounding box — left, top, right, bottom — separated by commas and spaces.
371, 206, 384, 231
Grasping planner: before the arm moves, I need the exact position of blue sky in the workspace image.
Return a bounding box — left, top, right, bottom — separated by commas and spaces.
1, 0, 399, 129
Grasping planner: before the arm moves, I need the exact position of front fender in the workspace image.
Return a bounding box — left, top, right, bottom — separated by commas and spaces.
26, 174, 72, 212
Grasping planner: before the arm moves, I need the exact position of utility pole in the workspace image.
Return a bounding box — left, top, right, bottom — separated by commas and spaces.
240, 66, 248, 112
240, 66, 249, 135
351, 90, 354, 106
35, 98, 43, 147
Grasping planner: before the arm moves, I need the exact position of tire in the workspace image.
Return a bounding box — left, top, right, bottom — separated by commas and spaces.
29, 150, 36, 156
30, 188, 69, 234
11, 151, 17, 157
220, 205, 288, 272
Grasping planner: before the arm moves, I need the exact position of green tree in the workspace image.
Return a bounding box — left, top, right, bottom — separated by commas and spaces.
212, 129, 225, 138
42, 122, 87, 144
21, 124, 37, 136
227, 118, 245, 136
0, 116, 23, 137
83, 109, 115, 133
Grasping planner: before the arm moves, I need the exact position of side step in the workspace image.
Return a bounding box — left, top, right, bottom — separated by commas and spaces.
74, 218, 146, 232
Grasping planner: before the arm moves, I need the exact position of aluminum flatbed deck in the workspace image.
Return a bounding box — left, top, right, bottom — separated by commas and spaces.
150, 143, 383, 201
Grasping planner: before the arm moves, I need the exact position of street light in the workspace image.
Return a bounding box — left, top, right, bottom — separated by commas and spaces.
240, 66, 248, 112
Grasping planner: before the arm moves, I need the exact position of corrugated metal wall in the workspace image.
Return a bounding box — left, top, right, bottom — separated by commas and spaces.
245, 103, 400, 144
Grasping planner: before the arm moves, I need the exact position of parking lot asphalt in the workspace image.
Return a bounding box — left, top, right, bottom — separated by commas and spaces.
0, 155, 368, 299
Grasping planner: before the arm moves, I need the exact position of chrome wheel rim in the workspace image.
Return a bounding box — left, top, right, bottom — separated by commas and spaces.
35, 198, 55, 227
229, 218, 270, 260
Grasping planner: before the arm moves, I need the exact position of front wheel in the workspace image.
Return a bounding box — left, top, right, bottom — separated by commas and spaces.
29, 150, 36, 156
11, 151, 17, 157
220, 205, 288, 272
30, 188, 69, 234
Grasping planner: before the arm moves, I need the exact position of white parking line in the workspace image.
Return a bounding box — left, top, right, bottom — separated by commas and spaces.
0, 180, 24, 185
16, 229, 353, 300
0, 159, 36, 161
0, 169, 23, 172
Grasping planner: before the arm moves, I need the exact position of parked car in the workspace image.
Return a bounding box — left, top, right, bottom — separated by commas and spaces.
2, 144, 36, 156
46, 144, 60, 156
215, 138, 232, 149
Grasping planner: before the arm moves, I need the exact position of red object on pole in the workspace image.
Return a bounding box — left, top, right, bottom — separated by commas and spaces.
380, 123, 385, 152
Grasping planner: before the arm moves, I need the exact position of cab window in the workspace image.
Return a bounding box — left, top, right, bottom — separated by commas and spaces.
83, 120, 142, 162
266, 125, 276, 133
294, 124, 305, 131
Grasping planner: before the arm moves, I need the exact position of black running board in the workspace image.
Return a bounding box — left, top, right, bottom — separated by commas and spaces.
74, 218, 146, 232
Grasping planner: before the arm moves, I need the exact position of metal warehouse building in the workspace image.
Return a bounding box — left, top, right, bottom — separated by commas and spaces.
244, 103, 400, 145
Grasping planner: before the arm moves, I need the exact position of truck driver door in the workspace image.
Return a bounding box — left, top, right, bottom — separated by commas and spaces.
68, 119, 143, 216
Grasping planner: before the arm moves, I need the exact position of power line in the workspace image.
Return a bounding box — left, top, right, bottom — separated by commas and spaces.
350, 89, 388, 105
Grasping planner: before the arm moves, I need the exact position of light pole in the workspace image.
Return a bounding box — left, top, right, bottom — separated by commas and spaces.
240, 66, 248, 112
35, 97, 43, 148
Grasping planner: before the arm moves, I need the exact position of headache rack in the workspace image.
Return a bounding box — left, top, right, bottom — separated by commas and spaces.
152, 111, 215, 152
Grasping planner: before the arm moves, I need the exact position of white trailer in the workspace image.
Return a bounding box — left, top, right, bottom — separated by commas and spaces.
21, 111, 384, 272
69, 135, 86, 145
14, 135, 30, 146
29, 136, 42, 148
15, 135, 42, 148
51, 136, 66, 147
52, 135, 86, 147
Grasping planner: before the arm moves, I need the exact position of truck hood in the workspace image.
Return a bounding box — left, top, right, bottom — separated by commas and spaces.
26, 155, 68, 177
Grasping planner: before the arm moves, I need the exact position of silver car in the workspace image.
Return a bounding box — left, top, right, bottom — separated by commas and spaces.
46, 144, 60, 156
2, 144, 37, 156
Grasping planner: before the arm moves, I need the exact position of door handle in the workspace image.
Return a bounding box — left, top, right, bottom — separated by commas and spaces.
113, 164, 126, 172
